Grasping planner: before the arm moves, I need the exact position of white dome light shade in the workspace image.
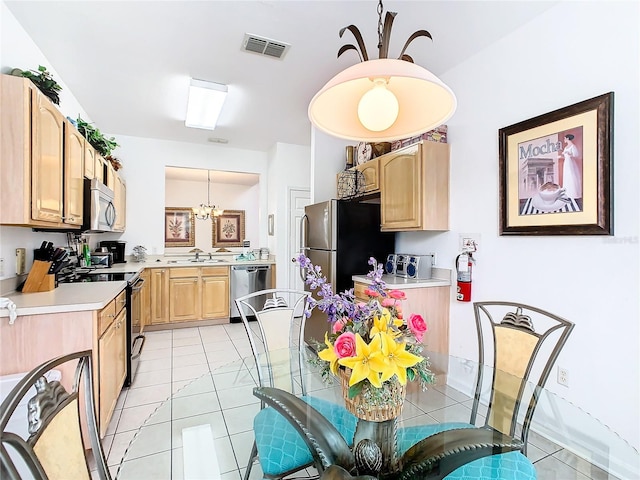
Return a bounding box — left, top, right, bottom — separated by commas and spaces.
357, 79, 399, 132
309, 58, 456, 142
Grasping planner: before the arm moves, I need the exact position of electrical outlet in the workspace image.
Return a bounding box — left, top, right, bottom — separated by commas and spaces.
0, 258, 4, 277
557, 366, 569, 387
429, 252, 437, 266
16, 248, 26, 275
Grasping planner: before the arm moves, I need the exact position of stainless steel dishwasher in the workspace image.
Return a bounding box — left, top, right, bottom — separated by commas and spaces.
230, 264, 272, 322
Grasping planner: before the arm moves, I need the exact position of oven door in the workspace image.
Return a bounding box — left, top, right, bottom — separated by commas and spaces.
126, 276, 145, 386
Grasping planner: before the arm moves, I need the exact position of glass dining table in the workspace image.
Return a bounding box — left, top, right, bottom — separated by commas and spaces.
115, 348, 639, 480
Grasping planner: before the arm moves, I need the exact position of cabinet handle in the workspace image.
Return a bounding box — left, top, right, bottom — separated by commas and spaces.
194, 279, 198, 283
106, 313, 115, 318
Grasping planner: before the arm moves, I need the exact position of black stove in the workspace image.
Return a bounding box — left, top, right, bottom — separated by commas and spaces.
58, 270, 137, 284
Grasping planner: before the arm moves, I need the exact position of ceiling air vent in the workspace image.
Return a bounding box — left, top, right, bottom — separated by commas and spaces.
242, 33, 290, 60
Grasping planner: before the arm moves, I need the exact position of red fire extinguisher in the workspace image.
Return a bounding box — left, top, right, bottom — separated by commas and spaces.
456, 252, 474, 302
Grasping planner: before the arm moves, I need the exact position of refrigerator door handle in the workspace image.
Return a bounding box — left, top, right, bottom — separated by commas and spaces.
298, 214, 308, 282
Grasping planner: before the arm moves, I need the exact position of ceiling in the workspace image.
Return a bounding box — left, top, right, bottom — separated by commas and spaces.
5, 1, 557, 153
165, 166, 259, 185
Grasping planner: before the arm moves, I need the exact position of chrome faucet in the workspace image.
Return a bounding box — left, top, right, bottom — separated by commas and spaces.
195, 252, 200, 262
189, 248, 203, 262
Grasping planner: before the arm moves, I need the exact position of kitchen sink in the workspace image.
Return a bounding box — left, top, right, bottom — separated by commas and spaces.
167, 259, 227, 264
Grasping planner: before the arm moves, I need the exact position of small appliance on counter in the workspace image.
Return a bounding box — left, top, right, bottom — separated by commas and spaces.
100, 241, 126, 263
89, 252, 113, 268
132, 245, 148, 263
393, 253, 434, 280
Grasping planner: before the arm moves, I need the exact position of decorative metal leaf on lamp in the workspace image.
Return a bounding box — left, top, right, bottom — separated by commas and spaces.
193, 170, 224, 220
308, 0, 457, 142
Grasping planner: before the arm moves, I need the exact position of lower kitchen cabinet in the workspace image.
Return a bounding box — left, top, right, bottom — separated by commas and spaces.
202, 267, 230, 319
150, 268, 170, 324
353, 281, 450, 355
147, 266, 230, 325
97, 290, 127, 436
169, 268, 201, 322
139, 268, 151, 332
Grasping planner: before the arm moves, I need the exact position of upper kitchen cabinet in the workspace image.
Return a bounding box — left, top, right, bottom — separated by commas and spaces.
379, 142, 450, 231
63, 121, 85, 226
84, 142, 96, 179
112, 173, 126, 232
0, 74, 81, 229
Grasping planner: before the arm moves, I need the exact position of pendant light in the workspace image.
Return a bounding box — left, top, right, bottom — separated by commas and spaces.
193, 170, 223, 220
308, 0, 456, 142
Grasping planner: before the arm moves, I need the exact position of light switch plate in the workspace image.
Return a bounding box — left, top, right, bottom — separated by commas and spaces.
16, 248, 26, 275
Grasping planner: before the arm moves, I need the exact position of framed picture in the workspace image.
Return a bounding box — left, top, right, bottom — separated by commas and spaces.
213, 210, 245, 247
165, 207, 195, 247
268, 214, 274, 236
499, 92, 613, 235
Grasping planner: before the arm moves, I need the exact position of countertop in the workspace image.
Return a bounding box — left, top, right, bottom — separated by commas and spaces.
0, 257, 276, 318
352, 267, 452, 289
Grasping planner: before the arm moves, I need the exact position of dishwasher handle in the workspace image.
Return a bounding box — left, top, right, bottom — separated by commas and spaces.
232, 265, 271, 272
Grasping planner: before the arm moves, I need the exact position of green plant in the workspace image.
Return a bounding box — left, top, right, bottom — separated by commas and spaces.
11, 65, 62, 105
76, 116, 119, 157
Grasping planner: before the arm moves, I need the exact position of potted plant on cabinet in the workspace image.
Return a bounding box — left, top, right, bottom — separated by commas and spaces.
11, 65, 62, 105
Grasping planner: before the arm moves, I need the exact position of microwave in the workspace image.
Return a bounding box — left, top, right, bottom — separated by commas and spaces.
83, 178, 117, 232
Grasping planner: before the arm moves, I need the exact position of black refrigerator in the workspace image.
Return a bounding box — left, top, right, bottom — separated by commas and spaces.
300, 199, 395, 348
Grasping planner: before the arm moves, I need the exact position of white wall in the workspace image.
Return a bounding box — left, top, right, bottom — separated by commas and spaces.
394, 1, 638, 449
310, 129, 350, 203
266, 142, 311, 288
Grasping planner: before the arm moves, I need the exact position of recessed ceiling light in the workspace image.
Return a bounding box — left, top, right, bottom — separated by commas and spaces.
185, 78, 228, 130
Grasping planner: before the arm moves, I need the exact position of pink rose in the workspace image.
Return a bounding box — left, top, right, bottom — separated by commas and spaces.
381, 298, 397, 308
407, 314, 428, 342
388, 290, 406, 300
334, 332, 357, 358
332, 317, 347, 334
364, 288, 380, 298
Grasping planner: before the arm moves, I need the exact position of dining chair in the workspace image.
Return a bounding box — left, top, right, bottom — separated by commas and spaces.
0, 350, 110, 480
397, 300, 575, 479
235, 288, 358, 480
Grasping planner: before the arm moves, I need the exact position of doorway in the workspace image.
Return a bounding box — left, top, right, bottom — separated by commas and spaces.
288, 187, 310, 290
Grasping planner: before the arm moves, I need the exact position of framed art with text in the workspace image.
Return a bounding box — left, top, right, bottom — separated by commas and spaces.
499, 92, 613, 235
164, 207, 195, 247
213, 210, 245, 248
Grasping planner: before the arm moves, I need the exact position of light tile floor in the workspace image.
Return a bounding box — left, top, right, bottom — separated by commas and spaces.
102, 323, 620, 479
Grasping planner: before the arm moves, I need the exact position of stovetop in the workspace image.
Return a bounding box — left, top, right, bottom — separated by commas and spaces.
58, 270, 138, 284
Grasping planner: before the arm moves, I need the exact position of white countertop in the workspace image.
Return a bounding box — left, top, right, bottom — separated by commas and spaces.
0, 258, 276, 318
352, 268, 452, 289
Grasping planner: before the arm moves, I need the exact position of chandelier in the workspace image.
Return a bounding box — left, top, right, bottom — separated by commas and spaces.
193, 170, 224, 220
308, 0, 456, 142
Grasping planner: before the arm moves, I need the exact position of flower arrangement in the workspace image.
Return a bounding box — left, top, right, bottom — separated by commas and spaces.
296, 255, 435, 402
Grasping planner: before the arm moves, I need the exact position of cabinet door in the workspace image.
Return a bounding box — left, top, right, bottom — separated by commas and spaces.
169, 277, 201, 322
202, 276, 229, 319
98, 318, 117, 435
84, 142, 96, 179
139, 269, 151, 332
63, 123, 84, 225
356, 159, 379, 193
114, 308, 127, 392
95, 155, 105, 184
113, 174, 126, 232
150, 269, 170, 324
31, 90, 64, 223
106, 162, 116, 190
380, 146, 422, 230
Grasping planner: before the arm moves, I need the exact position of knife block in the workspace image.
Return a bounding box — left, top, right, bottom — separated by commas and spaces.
22, 260, 55, 293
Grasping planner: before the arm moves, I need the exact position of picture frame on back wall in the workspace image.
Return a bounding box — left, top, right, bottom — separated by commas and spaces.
164, 207, 195, 247
499, 92, 613, 235
213, 210, 245, 248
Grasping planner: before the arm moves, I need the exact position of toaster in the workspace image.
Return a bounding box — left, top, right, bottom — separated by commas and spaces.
90, 253, 113, 268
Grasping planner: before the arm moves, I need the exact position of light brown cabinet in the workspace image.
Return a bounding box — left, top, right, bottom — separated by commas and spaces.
95, 154, 106, 184
84, 142, 96, 179
113, 173, 126, 232
379, 142, 450, 231
63, 124, 85, 225
355, 158, 380, 194
353, 281, 450, 356
139, 269, 151, 332
97, 289, 127, 436
169, 268, 201, 322
201, 266, 230, 319
0, 74, 83, 229
150, 268, 170, 324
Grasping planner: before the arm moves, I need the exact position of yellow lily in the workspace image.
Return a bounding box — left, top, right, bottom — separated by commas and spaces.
370, 308, 402, 338
338, 333, 386, 387
317, 333, 340, 374
378, 332, 423, 385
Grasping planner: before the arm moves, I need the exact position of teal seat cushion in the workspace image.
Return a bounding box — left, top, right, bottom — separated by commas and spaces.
254, 395, 357, 476
398, 424, 536, 479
